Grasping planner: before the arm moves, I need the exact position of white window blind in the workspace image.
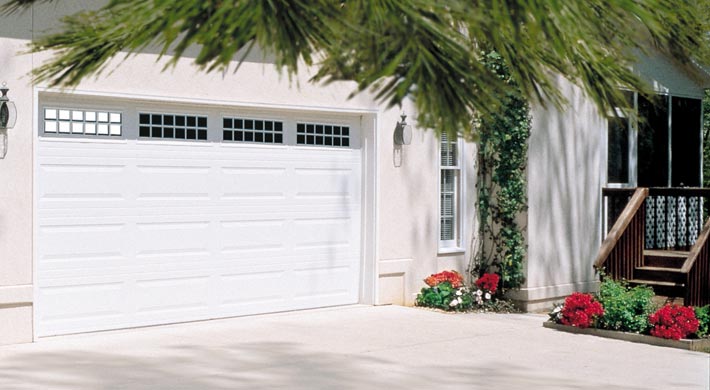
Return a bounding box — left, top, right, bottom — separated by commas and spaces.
440, 133, 461, 247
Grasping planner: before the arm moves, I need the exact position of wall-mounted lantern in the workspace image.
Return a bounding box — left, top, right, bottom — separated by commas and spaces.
393, 113, 412, 145
0, 82, 17, 159
0, 83, 16, 130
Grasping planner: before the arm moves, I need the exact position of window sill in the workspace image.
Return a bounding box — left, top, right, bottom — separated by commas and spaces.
437, 247, 466, 255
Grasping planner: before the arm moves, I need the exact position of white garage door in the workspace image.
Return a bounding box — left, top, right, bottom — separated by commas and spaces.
35, 99, 362, 336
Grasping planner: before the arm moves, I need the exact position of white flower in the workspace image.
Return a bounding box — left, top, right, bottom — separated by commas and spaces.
456, 290, 463, 296
457, 297, 463, 304
476, 289, 483, 296
485, 293, 491, 300
549, 304, 564, 320
449, 299, 459, 307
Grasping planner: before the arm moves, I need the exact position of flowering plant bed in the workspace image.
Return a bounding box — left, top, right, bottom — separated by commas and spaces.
545, 279, 710, 352
416, 270, 518, 313
543, 321, 710, 352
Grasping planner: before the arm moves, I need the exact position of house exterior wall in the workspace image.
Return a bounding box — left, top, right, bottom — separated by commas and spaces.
0, 9, 34, 345
512, 75, 605, 311
375, 105, 477, 306
0, 2, 477, 344
518, 52, 708, 311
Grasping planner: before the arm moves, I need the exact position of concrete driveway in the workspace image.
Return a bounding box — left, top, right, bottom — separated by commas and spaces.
0, 305, 707, 390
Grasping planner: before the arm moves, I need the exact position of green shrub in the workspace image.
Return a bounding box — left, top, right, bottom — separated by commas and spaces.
596, 278, 655, 333
694, 305, 710, 338
416, 282, 473, 311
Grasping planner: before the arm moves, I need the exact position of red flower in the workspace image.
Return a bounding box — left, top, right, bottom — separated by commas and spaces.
424, 270, 464, 288
560, 293, 604, 328
475, 273, 500, 294
649, 305, 699, 340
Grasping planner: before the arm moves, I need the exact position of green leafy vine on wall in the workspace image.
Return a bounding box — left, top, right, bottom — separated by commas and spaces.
471, 51, 531, 291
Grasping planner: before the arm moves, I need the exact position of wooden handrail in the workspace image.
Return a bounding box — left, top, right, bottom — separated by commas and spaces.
594, 187, 649, 269
602, 188, 636, 195
683, 215, 710, 306
682, 218, 710, 273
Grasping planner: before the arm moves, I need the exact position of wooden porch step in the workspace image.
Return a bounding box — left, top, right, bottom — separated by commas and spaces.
652, 295, 685, 306
634, 266, 686, 284
643, 250, 688, 268
628, 279, 685, 297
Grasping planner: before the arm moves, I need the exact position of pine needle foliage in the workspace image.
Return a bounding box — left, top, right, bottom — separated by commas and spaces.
3, 0, 710, 137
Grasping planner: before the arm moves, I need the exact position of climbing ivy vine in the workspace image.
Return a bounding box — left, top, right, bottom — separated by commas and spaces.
471, 51, 531, 291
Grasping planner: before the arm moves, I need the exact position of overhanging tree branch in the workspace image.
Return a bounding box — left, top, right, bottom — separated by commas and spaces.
3, 0, 709, 137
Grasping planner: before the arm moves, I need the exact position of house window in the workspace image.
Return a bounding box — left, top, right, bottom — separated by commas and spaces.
607, 113, 630, 184
440, 133, 462, 248
296, 122, 350, 147
44, 108, 122, 136
606, 91, 701, 187
223, 117, 283, 144
637, 94, 669, 187
139, 113, 207, 140
606, 91, 635, 186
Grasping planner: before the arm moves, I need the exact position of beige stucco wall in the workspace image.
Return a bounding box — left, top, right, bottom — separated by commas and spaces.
513, 76, 605, 311
375, 104, 477, 306
0, 2, 476, 344
0, 8, 34, 345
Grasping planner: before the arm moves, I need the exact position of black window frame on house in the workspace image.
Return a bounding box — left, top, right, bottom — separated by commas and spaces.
606, 91, 702, 188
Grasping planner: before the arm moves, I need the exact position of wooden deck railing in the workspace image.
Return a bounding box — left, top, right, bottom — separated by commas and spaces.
594, 188, 648, 279
643, 188, 710, 250
683, 218, 710, 306
600, 187, 710, 305
604, 187, 710, 250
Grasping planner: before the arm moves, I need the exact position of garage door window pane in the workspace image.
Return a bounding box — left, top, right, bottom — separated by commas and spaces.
44, 108, 122, 137
140, 113, 207, 141
297, 122, 350, 147
222, 116, 284, 144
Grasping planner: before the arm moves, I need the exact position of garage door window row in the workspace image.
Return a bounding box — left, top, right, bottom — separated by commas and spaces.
43, 108, 122, 136
42, 107, 352, 148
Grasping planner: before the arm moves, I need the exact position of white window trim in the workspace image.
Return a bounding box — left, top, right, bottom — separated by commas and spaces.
439, 134, 464, 251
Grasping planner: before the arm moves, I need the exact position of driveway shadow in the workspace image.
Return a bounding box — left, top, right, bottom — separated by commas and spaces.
0, 339, 654, 390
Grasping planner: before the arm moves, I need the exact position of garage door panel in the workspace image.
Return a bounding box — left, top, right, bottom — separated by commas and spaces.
292, 217, 358, 251
38, 223, 127, 261
38, 282, 125, 325
134, 221, 211, 256
134, 275, 211, 314
38, 202, 358, 217
40, 259, 216, 283
294, 169, 357, 193
219, 173, 289, 199
134, 170, 213, 199
39, 253, 125, 275
292, 264, 357, 301
217, 271, 289, 306
219, 219, 286, 252
37, 108, 363, 337
39, 252, 360, 287
39, 183, 127, 206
